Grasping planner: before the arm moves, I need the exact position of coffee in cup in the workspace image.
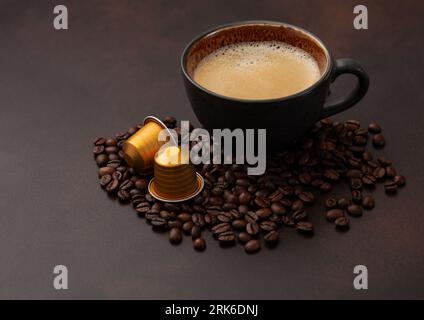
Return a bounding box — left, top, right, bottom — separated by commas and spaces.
193, 41, 321, 100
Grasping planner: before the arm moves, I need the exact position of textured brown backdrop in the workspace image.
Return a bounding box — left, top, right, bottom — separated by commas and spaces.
1, 0, 423, 299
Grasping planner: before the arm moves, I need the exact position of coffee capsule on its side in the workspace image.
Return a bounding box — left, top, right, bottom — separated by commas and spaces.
123, 116, 177, 173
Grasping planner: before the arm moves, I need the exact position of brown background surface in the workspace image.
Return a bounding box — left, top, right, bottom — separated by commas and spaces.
1, 0, 424, 299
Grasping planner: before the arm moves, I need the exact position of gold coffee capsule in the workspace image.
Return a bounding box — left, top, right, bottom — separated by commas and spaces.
123, 116, 177, 173
148, 146, 204, 202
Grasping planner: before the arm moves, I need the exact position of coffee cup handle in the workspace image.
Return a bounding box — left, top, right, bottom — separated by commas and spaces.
320, 58, 369, 119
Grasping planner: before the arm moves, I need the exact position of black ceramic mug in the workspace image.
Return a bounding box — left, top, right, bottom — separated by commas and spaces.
181, 21, 369, 148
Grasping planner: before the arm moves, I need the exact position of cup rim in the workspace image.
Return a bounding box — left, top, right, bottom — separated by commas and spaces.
181, 20, 332, 104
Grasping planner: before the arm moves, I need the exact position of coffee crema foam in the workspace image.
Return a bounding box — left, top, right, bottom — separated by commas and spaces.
193, 41, 322, 100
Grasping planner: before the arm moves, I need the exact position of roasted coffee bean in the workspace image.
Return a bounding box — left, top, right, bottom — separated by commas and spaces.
244, 239, 261, 253
269, 214, 281, 223
393, 175, 406, 187
368, 122, 381, 133
337, 197, 350, 209
347, 169, 362, 178
335, 216, 350, 229
177, 213, 192, 222
94, 137, 106, 146
384, 181, 398, 194
268, 189, 284, 202
107, 159, 121, 168
280, 199, 292, 208
238, 232, 252, 244
145, 212, 158, 221
105, 138, 117, 146
211, 186, 223, 196
292, 209, 308, 222
151, 217, 167, 228
270, 202, 286, 215
106, 178, 119, 193
217, 212, 232, 223
246, 222, 259, 236
218, 231, 236, 243
193, 237, 206, 251
193, 205, 206, 214
93, 145, 105, 155
291, 199, 304, 211
362, 150, 373, 161
373, 167, 386, 179
204, 213, 217, 225
325, 197, 337, 209
350, 177, 363, 190
281, 216, 296, 227
225, 170, 236, 185
232, 219, 247, 230
169, 228, 182, 244
348, 157, 361, 167
362, 195, 375, 210
259, 221, 277, 232
256, 208, 272, 220
229, 208, 242, 219
99, 167, 115, 177
163, 116, 177, 127
377, 157, 392, 167
99, 174, 112, 187
254, 196, 270, 208
136, 203, 150, 215
212, 223, 231, 235
115, 131, 130, 140
117, 189, 130, 202
279, 185, 293, 196
95, 154, 109, 167
320, 182, 332, 192
105, 146, 119, 154
160, 210, 176, 220
353, 135, 367, 146
164, 203, 180, 213
362, 174, 376, 186
238, 192, 251, 205
245, 211, 258, 223
209, 196, 224, 206
323, 169, 340, 181
145, 193, 156, 203
192, 213, 206, 227
119, 179, 133, 190
385, 166, 397, 177
130, 189, 144, 198
191, 225, 201, 239
236, 178, 250, 187
168, 220, 182, 229
112, 170, 123, 181
298, 172, 312, 185
296, 222, 314, 234
135, 179, 148, 191
326, 209, 345, 222
264, 230, 279, 243
351, 190, 363, 204
150, 202, 163, 214
182, 221, 194, 234
372, 134, 385, 147
347, 204, 363, 217
127, 126, 137, 135
298, 191, 314, 203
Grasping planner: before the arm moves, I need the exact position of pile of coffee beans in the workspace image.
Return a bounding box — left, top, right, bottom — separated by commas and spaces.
92, 117, 405, 254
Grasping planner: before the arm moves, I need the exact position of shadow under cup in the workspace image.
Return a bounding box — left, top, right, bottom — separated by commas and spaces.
181, 21, 369, 149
